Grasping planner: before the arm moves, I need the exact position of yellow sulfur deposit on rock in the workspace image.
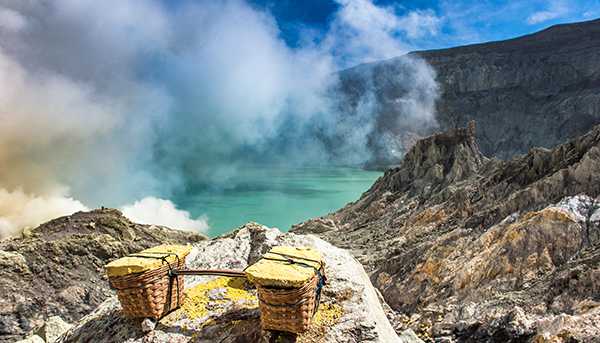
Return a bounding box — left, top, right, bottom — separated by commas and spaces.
105, 244, 192, 277
245, 246, 323, 288
180, 277, 257, 320
312, 303, 344, 326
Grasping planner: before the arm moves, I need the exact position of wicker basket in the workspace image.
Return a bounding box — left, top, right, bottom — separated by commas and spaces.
109, 257, 186, 319
256, 269, 324, 334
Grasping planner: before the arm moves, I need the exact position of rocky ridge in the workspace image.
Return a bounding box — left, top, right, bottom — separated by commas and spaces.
57, 223, 409, 343
293, 122, 600, 342
0, 208, 206, 342
423, 18, 600, 159
340, 18, 600, 165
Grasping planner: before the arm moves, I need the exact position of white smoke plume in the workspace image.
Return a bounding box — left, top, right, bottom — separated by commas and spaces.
327, 0, 441, 67
121, 197, 209, 232
0, 188, 88, 238
0, 0, 439, 238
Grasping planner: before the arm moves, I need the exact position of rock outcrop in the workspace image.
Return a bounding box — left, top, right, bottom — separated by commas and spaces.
57, 223, 405, 343
0, 208, 206, 342
293, 123, 600, 342
340, 18, 600, 164
33, 316, 72, 343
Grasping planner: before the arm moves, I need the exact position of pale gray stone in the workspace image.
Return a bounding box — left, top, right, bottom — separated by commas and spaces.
35, 316, 72, 343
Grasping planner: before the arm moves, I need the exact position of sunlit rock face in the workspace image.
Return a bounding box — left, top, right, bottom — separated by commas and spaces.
293, 123, 600, 342
57, 223, 403, 343
340, 18, 600, 165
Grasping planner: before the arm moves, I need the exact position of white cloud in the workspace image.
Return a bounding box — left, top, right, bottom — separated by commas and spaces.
328, 0, 441, 66
0, 7, 26, 32
582, 10, 600, 18
121, 197, 209, 232
527, 0, 569, 24
527, 11, 560, 24
398, 10, 441, 39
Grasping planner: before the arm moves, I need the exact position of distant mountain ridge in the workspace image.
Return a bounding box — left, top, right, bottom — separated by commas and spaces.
340, 18, 600, 163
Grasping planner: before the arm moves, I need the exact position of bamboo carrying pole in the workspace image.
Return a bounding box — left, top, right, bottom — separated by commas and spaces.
171, 269, 246, 278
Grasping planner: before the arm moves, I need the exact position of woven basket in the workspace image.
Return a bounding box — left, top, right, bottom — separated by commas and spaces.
109, 257, 186, 319
257, 270, 323, 334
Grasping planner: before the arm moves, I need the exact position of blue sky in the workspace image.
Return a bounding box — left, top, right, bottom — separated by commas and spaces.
247, 0, 600, 50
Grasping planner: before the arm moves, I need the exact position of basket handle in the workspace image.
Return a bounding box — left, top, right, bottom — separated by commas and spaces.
171, 268, 246, 278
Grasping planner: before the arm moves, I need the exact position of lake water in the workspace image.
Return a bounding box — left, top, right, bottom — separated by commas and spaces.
175, 167, 382, 237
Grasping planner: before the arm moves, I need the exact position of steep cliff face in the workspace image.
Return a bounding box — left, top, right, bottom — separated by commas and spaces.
340, 18, 600, 162
293, 123, 600, 342
0, 209, 206, 342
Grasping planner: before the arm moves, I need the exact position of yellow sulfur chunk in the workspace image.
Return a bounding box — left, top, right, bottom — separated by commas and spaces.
313, 303, 344, 326
180, 277, 257, 320
105, 244, 192, 277
245, 246, 323, 288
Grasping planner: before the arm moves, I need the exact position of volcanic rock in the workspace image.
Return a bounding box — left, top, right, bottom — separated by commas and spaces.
293, 123, 600, 342
34, 316, 72, 343
0, 208, 206, 342
57, 223, 403, 343
339, 18, 600, 164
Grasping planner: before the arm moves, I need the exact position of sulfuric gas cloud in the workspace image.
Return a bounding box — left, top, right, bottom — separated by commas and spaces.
0, 0, 439, 238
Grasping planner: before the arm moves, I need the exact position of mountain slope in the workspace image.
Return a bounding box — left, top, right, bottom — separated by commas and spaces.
339, 18, 600, 163
0, 209, 206, 342
293, 122, 600, 341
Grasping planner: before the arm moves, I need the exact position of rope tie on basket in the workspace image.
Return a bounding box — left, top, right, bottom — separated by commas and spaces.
314, 268, 325, 314
128, 252, 181, 311
255, 251, 327, 315
261, 251, 322, 266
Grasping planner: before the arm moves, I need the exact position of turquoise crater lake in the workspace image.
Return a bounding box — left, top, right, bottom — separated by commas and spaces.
174, 167, 382, 237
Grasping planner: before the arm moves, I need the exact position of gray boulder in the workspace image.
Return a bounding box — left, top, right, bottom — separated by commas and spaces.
15, 336, 44, 343
35, 316, 72, 343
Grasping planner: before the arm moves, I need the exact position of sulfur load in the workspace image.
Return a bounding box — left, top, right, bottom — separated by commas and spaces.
105, 244, 192, 277
245, 246, 323, 288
